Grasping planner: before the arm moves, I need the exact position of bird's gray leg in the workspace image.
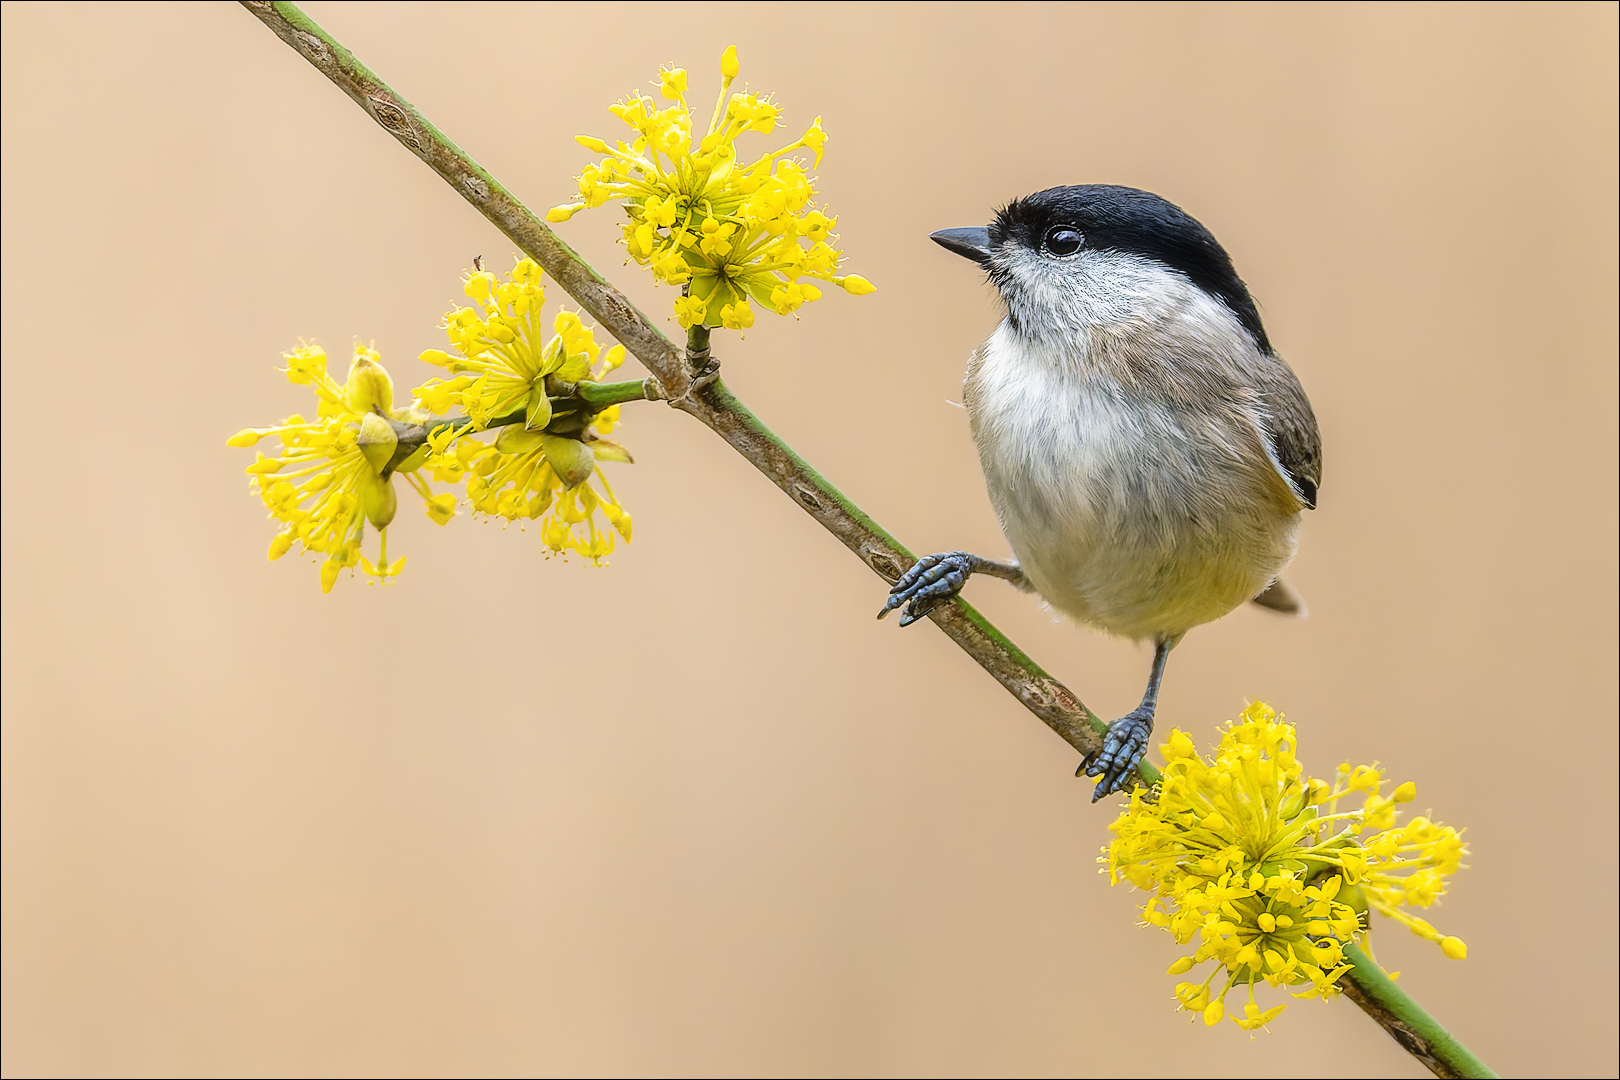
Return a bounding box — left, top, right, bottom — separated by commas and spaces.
1081, 636, 1173, 801
876, 552, 1029, 627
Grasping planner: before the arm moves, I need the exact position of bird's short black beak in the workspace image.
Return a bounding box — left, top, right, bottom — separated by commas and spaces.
930, 227, 993, 265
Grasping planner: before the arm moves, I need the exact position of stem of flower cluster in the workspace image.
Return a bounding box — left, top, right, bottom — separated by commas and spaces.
687, 323, 712, 363
385, 379, 654, 469
239, 5, 1494, 1075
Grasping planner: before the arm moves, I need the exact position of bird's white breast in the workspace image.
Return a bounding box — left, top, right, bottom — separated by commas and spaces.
964, 252, 1303, 641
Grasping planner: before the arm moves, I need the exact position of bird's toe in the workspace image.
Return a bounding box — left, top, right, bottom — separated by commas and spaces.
1086, 708, 1155, 801
877, 551, 976, 625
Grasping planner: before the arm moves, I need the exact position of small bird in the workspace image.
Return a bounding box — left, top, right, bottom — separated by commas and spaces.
879, 185, 1320, 800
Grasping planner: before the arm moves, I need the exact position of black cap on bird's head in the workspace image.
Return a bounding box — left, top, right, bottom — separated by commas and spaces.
930, 184, 1269, 353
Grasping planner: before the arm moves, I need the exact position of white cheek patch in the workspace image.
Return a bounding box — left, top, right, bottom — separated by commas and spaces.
995, 249, 1200, 338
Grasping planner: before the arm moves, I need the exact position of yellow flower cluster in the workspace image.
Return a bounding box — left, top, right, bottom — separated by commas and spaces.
1104, 703, 1468, 1031
229, 260, 636, 589
228, 343, 453, 592
415, 258, 633, 561
546, 47, 875, 330
416, 258, 625, 428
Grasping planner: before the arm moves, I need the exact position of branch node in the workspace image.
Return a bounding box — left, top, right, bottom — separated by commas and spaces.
367, 95, 421, 150
684, 345, 720, 387
865, 548, 904, 583
293, 29, 331, 65
666, 344, 721, 407
792, 483, 827, 513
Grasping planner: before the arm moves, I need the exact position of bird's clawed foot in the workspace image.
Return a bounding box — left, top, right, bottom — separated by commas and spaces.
1080, 707, 1155, 802
877, 551, 979, 627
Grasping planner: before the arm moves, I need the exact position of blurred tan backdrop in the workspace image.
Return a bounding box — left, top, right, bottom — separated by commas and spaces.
3, 2, 1615, 1076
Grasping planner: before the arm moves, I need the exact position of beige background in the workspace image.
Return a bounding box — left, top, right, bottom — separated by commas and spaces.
3, 2, 1615, 1076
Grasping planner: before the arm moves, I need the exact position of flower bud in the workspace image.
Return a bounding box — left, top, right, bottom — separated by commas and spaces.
1440, 936, 1467, 960
345, 351, 395, 415
542, 435, 597, 487
721, 45, 739, 80
840, 274, 877, 295
357, 412, 399, 474
360, 473, 398, 529
245, 453, 283, 475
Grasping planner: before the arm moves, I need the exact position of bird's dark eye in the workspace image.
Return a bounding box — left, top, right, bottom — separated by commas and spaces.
1044, 226, 1083, 257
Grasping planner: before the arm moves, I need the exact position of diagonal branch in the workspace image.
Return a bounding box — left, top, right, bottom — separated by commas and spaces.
237, 5, 1496, 1077
238, 0, 1108, 761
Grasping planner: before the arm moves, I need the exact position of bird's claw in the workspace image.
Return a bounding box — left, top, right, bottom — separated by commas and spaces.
1080, 707, 1154, 802
877, 551, 977, 627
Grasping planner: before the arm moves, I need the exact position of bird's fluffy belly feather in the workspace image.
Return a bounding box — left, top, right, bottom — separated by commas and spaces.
966, 326, 1300, 641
